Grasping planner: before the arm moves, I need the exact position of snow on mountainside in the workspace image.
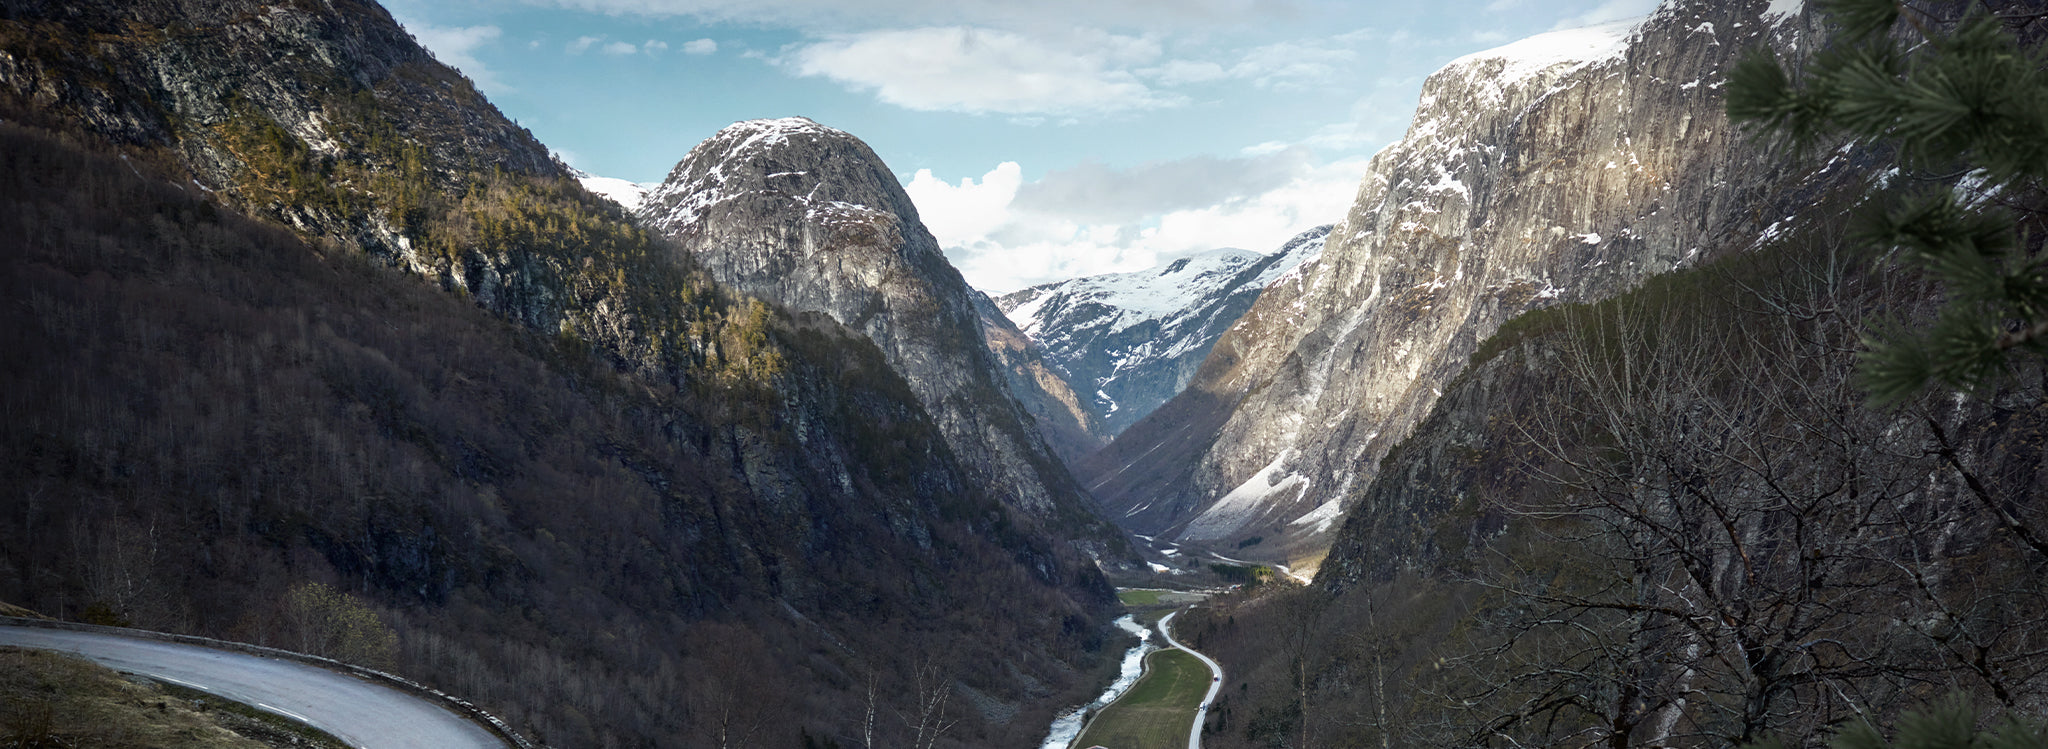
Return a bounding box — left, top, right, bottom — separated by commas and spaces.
1081, 0, 1836, 569
997, 226, 1328, 437
573, 170, 656, 212
1447, 18, 1635, 83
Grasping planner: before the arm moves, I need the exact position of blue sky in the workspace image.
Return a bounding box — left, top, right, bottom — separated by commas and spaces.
384, 0, 1661, 292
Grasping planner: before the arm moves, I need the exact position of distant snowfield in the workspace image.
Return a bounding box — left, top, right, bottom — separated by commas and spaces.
574, 171, 656, 212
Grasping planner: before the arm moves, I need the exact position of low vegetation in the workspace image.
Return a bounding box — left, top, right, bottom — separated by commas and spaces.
0, 646, 347, 749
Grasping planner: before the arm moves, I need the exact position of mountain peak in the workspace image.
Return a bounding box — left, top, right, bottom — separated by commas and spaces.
639, 116, 922, 243
639, 114, 1118, 539
714, 116, 854, 152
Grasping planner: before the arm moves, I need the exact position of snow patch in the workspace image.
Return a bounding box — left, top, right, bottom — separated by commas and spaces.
1445, 18, 1638, 83
1181, 450, 1308, 541
1289, 498, 1345, 536
1766, 0, 1805, 21
575, 172, 656, 212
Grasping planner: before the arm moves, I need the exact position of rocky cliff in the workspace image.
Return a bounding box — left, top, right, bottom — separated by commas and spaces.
998, 227, 1328, 438
639, 118, 1121, 544
1082, 0, 1833, 566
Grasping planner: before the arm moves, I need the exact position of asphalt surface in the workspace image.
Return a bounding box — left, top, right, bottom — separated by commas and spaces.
0, 625, 504, 749
1158, 610, 1224, 749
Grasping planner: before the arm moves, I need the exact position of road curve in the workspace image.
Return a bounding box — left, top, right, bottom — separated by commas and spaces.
1158, 610, 1223, 749
0, 625, 505, 749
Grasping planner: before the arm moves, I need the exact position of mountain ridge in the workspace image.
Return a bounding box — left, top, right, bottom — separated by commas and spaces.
996, 226, 1329, 438
1081, 0, 1833, 567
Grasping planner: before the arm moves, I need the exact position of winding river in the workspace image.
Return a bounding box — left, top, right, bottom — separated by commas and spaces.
1037, 615, 1156, 749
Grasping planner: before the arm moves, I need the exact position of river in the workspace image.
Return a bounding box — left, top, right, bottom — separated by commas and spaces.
1037, 615, 1156, 749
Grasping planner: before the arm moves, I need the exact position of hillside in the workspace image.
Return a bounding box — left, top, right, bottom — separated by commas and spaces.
1178, 190, 2048, 748
0, 1, 1120, 746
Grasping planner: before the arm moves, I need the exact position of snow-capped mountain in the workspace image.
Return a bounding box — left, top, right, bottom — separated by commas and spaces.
573, 170, 657, 212
1082, 0, 1829, 566
996, 226, 1328, 437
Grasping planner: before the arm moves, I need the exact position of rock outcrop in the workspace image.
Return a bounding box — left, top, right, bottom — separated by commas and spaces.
639, 118, 1122, 546
1082, 0, 1832, 565
998, 226, 1328, 438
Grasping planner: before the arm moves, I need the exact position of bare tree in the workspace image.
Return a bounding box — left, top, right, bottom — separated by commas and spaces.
900, 654, 958, 749
1446, 244, 1991, 746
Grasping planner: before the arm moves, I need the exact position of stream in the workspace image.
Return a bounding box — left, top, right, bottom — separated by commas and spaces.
1037, 615, 1157, 749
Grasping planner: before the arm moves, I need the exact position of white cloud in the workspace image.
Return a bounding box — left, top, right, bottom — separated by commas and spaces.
910, 154, 1367, 293
1141, 59, 1228, 86
787, 27, 1181, 116
1229, 39, 1357, 89
1550, 0, 1658, 29
644, 39, 670, 53
904, 162, 1023, 246
523, 0, 1297, 33
400, 22, 511, 93
567, 35, 603, 54
683, 38, 719, 55
601, 40, 641, 55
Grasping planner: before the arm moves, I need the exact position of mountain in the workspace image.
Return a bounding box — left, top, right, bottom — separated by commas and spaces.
0, 2, 1121, 746
1081, 0, 1836, 567
637, 117, 1122, 548
971, 288, 1109, 466
1159, 4, 2048, 745
996, 227, 1329, 438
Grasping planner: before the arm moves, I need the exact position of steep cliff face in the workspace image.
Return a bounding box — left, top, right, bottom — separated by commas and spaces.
998, 227, 1328, 437
640, 118, 1121, 545
1082, 0, 1831, 564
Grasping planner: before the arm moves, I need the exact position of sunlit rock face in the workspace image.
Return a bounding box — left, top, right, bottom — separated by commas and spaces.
1083, 0, 1830, 565
640, 118, 1123, 550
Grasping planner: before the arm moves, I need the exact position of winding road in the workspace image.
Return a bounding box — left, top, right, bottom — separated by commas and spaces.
0, 624, 506, 749
1158, 610, 1224, 749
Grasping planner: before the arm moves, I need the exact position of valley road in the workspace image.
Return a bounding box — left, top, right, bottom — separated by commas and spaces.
0, 624, 506, 748
1158, 610, 1223, 749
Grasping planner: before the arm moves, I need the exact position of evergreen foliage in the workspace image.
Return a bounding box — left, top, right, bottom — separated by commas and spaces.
1727, 0, 2048, 404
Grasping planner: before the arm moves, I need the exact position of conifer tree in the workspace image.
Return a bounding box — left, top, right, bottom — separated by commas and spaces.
1727, 0, 2048, 404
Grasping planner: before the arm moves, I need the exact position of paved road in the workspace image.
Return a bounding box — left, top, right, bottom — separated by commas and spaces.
0, 625, 504, 749
1158, 610, 1224, 749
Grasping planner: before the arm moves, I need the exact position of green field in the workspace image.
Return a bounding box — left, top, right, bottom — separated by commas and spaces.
1118, 589, 1167, 606
1072, 648, 1211, 749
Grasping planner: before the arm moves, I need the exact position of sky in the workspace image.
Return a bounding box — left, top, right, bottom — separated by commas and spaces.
382, 0, 1662, 294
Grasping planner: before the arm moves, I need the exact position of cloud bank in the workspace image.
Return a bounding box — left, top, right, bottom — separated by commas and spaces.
908, 150, 1364, 292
